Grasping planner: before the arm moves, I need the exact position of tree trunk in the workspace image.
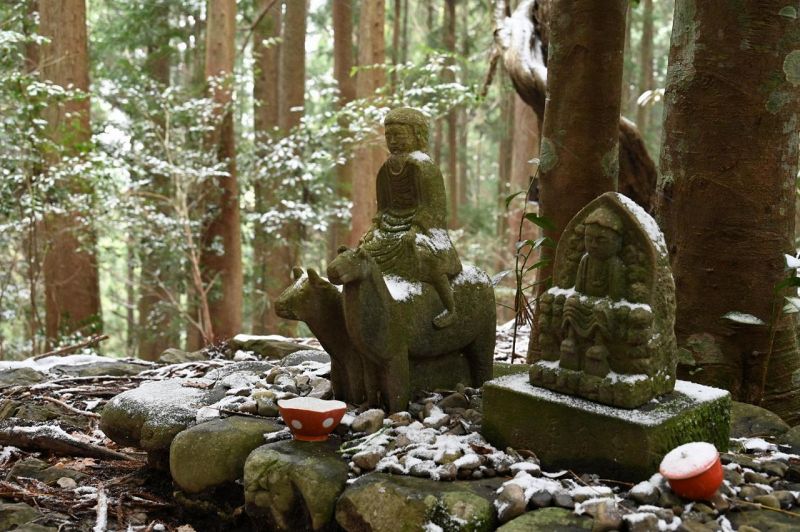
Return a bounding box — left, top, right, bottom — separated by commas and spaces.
252, 0, 282, 334
137, 2, 179, 360
264, 0, 306, 335
496, 80, 515, 261
328, 0, 355, 260
509, 94, 539, 257
492, 0, 656, 213
391, 0, 401, 90
444, 0, 459, 228
524, 0, 626, 362
201, 0, 243, 343
348, 0, 386, 246
621, 2, 634, 118
40, 0, 101, 344
656, 0, 800, 422
635, 0, 654, 141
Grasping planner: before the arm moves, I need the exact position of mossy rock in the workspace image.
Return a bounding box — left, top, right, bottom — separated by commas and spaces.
170, 416, 280, 494
779, 424, 800, 454
730, 401, 790, 438
51, 359, 151, 377
496, 508, 592, 531
0, 501, 44, 531
727, 508, 800, 531
160, 348, 207, 364
244, 439, 349, 531
335, 473, 500, 532
100, 379, 226, 453
6, 457, 87, 485
204, 361, 276, 381
0, 367, 47, 387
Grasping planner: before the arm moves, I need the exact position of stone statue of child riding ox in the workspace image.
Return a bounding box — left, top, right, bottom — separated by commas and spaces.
274, 108, 496, 413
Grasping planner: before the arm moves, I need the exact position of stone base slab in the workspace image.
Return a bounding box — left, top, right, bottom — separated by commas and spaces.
482, 373, 730, 482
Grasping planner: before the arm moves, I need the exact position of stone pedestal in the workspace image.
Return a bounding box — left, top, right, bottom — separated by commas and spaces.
482, 373, 730, 482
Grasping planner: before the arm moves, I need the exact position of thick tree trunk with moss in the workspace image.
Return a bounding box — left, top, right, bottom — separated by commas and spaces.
40, 0, 101, 344
349, 0, 386, 246
329, 0, 355, 260
657, 0, 800, 422
201, 0, 243, 342
252, 0, 282, 334
521, 0, 626, 362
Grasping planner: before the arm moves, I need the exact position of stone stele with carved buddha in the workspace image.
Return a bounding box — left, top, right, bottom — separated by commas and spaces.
529, 191, 678, 408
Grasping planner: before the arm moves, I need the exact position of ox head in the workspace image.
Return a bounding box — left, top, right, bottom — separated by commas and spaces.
327, 246, 372, 285
274, 267, 336, 320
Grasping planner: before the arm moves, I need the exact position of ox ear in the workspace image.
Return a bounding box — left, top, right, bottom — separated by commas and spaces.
337, 245, 349, 254
292, 267, 304, 280
307, 268, 323, 284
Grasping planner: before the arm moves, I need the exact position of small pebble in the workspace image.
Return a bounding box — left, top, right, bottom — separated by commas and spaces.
753, 494, 780, 509
495, 483, 526, 523
352, 409, 385, 434
57, 477, 77, 489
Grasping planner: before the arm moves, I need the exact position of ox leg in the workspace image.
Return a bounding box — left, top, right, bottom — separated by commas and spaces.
329, 358, 351, 402
464, 327, 496, 386
361, 356, 382, 408
379, 351, 410, 413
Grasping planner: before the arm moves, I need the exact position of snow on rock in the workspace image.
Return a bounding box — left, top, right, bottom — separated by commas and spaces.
721, 311, 766, 326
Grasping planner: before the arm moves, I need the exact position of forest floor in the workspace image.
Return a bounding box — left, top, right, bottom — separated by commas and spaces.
1, 325, 799, 531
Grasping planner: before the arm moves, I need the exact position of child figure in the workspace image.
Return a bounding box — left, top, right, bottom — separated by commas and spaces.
359, 108, 461, 328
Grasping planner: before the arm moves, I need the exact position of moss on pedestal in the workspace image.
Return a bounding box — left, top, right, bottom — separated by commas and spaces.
483, 373, 730, 482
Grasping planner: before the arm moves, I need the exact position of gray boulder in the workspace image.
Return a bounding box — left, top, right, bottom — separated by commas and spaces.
100, 379, 226, 459
6, 457, 87, 485
731, 401, 790, 438
244, 439, 349, 531
335, 473, 499, 532
0, 501, 45, 531
170, 416, 280, 493
0, 367, 47, 387
279, 349, 331, 367
496, 508, 592, 531
227, 335, 309, 360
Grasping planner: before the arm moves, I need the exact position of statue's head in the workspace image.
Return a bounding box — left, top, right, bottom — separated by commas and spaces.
583, 207, 623, 260
384, 107, 429, 155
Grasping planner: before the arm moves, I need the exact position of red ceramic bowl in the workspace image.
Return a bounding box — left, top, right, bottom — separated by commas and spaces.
277, 397, 347, 442
659, 442, 723, 500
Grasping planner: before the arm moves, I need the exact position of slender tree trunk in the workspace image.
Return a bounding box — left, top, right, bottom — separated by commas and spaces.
509, 94, 539, 256
40, 0, 101, 345
348, 0, 386, 245
621, 2, 634, 118
265, 0, 307, 335
401, 0, 409, 64
23, 0, 43, 353
252, 0, 281, 334
457, 0, 469, 210
635, 0, 654, 141
137, 3, 179, 360
496, 81, 515, 261
201, 0, 243, 343
329, 0, 355, 260
526, 0, 626, 362
657, 0, 800, 422
391, 0, 401, 90
444, 0, 459, 228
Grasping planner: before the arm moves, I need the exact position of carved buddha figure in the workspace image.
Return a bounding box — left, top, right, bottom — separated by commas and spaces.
359, 108, 462, 328
560, 208, 626, 376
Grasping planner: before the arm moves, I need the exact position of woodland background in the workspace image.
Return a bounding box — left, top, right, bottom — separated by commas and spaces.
0, 0, 673, 362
